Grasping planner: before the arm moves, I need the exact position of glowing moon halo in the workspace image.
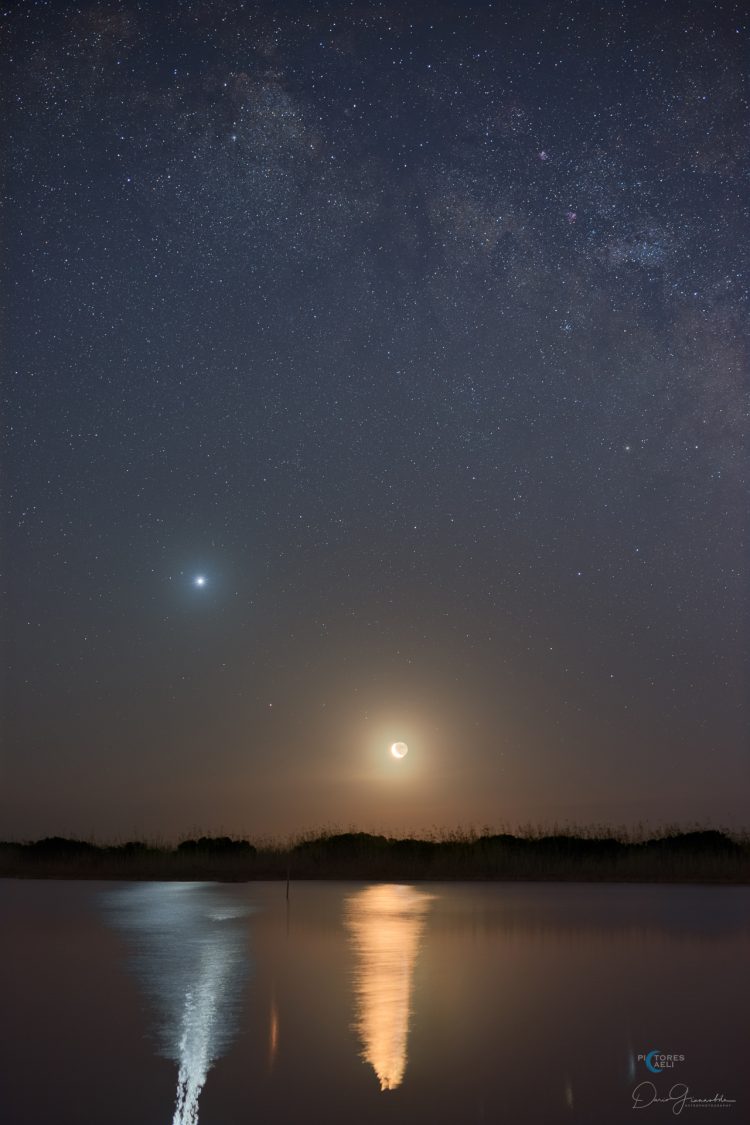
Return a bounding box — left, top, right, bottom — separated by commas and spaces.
390, 742, 408, 760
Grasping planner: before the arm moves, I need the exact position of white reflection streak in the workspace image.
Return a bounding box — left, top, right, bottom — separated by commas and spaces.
171, 940, 233, 1125
103, 883, 249, 1125
345, 884, 433, 1091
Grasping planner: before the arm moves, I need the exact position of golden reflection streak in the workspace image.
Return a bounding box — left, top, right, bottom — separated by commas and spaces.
345, 884, 433, 1092
268, 996, 279, 1071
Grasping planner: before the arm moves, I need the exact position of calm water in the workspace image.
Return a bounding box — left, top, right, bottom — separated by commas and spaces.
1, 880, 748, 1124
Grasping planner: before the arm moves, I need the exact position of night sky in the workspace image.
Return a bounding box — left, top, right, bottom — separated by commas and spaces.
3, 0, 748, 840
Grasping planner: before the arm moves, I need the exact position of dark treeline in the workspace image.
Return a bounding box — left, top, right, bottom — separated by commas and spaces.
1, 829, 748, 882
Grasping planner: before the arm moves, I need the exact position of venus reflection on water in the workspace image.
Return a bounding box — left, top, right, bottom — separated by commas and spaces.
102, 883, 251, 1125
345, 884, 433, 1092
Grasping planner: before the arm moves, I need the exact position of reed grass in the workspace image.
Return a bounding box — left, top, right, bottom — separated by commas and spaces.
0, 825, 747, 883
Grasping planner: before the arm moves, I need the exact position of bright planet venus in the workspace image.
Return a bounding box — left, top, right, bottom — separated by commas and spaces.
390, 742, 409, 760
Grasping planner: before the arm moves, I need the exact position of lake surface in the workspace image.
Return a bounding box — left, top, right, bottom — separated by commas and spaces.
1, 880, 748, 1124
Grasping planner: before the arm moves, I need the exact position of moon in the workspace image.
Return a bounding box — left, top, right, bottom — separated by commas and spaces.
390, 741, 408, 760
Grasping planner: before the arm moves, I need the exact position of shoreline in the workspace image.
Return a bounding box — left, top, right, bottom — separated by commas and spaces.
3, 873, 749, 884
2, 829, 748, 884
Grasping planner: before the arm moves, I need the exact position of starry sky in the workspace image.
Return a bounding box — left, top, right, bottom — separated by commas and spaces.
3, 0, 748, 840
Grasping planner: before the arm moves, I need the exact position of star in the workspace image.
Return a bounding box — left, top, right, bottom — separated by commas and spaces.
194, 576, 206, 588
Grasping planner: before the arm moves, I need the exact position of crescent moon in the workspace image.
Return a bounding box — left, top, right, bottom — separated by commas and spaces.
390, 742, 408, 759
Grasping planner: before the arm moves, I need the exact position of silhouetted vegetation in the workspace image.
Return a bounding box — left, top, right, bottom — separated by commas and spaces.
177, 836, 256, 856
0, 826, 747, 882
